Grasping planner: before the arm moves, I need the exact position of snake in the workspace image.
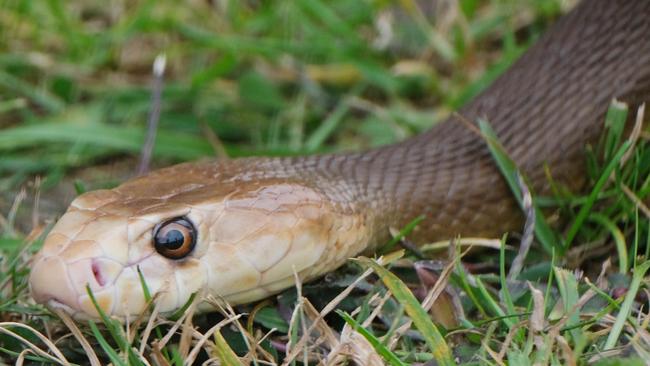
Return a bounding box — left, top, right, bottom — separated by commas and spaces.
29, 0, 650, 320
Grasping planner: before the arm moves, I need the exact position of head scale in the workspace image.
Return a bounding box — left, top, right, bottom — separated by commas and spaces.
29, 160, 369, 320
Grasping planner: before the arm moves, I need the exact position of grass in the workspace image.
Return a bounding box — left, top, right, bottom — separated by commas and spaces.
1, 0, 650, 364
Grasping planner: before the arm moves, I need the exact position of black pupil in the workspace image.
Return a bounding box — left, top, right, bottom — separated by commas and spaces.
160, 229, 185, 250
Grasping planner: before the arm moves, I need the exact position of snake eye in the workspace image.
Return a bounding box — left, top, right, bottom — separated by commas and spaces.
153, 217, 196, 260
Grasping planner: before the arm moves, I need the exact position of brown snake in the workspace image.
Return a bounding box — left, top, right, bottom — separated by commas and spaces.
29, 0, 650, 320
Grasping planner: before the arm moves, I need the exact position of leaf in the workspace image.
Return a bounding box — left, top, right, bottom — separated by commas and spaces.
253, 307, 289, 333
213, 330, 241, 366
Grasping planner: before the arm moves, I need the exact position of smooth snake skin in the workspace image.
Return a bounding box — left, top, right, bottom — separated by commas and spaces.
28, 0, 650, 320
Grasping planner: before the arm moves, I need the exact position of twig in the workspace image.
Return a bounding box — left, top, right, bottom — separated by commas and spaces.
621, 184, 650, 219
137, 54, 166, 176
0, 322, 70, 365
282, 264, 380, 365
52, 309, 101, 366
420, 237, 507, 252
508, 173, 535, 280
31, 176, 41, 230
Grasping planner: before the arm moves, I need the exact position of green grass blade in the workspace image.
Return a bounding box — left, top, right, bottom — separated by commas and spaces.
379, 215, 425, 253
168, 293, 197, 321
454, 256, 487, 317
213, 330, 242, 366
137, 266, 153, 302
137, 266, 174, 361
478, 118, 558, 254
296, 0, 357, 39
474, 276, 515, 329
589, 213, 628, 273
553, 267, 582, 343
357, 257, 455, 365
85, 284, 141, 363
449, 47, 523, 109
0, 122, 213, 160
564, 141, 631, 247
0, 71, 65, 113
85, 285, 124, 344
604, 260, 650, 350
305, 84, 364, 152
498, 235, 518, 328
88, 321, 127, 366
632, 209, 639, 268
602, 101, 628, 162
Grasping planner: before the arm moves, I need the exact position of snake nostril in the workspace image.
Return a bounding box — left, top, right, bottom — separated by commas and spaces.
91, 260, 105, 287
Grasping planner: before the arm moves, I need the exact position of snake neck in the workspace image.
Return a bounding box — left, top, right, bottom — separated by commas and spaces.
286, 0, 650, 246
226, 0, 650, 248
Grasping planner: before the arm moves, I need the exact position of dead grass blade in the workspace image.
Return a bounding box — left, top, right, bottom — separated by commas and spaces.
53, 308, 101, 366
0, 322, 70, 365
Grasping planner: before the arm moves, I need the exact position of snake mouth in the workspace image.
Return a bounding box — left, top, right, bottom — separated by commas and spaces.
30, 253, 127, 319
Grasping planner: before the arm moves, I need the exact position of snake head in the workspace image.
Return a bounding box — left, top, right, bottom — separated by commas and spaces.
29, 160, 367, 321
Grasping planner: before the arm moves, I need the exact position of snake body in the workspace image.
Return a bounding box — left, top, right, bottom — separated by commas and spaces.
29, 0, 650, 320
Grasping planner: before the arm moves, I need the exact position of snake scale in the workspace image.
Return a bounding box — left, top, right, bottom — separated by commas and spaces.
29, 0, 650, 320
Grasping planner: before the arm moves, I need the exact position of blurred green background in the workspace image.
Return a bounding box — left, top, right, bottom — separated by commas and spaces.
0, 0, 570, 220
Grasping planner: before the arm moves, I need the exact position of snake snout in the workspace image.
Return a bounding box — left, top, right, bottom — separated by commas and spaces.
29, 221, 128, 318
30, 253, 123, 317
29, 256, 77, 309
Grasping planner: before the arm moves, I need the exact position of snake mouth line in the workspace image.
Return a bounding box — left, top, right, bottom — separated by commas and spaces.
47, 298, 81, 318
223, 272, 310, 299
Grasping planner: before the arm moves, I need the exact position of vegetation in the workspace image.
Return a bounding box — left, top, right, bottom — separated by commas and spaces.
1, 0, 648, 364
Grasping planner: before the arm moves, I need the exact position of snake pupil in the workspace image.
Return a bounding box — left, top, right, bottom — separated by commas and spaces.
161, 230, 184, 249
153, 217, 197, 259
